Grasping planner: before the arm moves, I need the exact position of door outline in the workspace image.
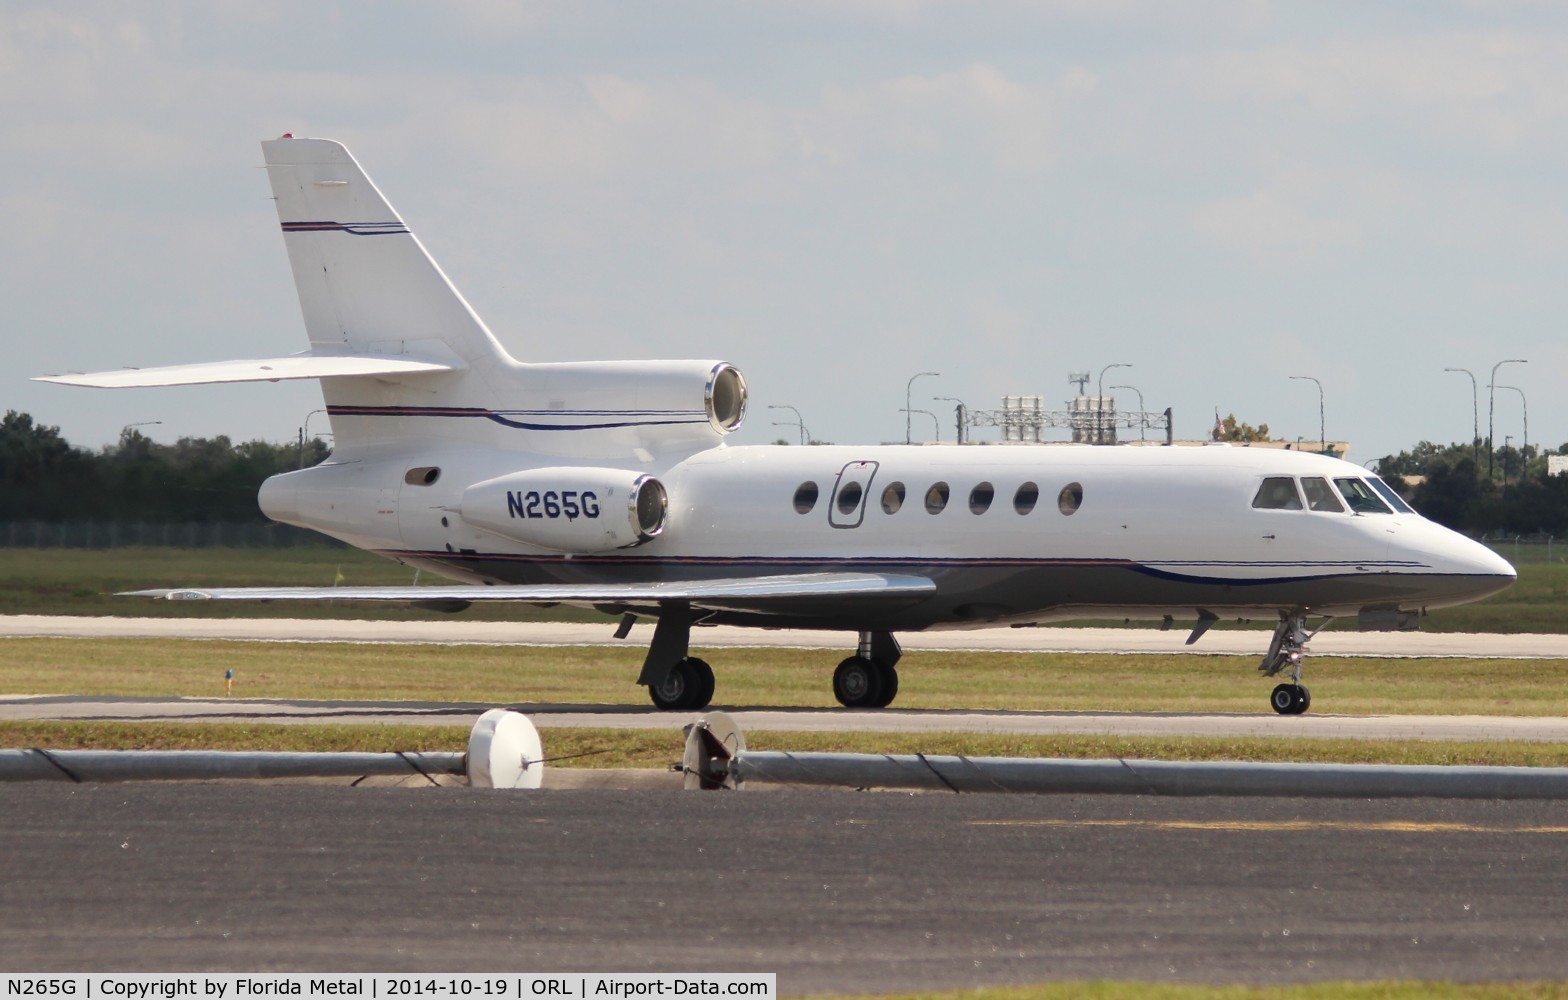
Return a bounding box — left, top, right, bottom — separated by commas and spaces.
828, 460, 879, 529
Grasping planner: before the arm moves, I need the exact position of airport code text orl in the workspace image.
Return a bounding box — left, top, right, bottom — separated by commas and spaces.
5, 979, 774, 1000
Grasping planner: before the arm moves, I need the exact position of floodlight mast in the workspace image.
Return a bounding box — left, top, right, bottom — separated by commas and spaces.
1289, 375, 1324, 454
1443, 368, 1478, 467
1488, 359, 1527, 479
905, 372, 939, 445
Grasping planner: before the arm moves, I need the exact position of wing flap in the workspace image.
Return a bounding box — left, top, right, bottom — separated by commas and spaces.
33, 354, 458, 388
120, 572, 936, 612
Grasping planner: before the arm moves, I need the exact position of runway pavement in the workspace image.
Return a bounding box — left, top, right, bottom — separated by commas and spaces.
5, 693, 1568, 742
5, 783, 1568, 990
5, 614, 1568, 658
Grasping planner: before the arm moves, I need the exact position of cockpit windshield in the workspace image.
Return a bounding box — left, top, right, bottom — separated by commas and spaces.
1300, 476, 1345, 512
1254, 473, 1413, 516
1251, 477, 1303, 510
1367, 476, 1415, 513
1334, 477, 1393, 514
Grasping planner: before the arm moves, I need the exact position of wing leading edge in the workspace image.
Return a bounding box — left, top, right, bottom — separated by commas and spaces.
120, 572, 936, 614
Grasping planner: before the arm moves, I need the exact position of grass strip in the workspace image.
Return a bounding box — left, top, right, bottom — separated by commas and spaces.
7, 636, 1568, 716
8, 722, 1568, 770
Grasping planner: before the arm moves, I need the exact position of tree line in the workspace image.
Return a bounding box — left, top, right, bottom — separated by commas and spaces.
0, 410, 326, 523
1377, 439, 1568, 538
3, 408, 1564, 536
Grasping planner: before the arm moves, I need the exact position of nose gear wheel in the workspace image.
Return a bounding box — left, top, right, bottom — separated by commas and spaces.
1260, 612, 1326, 715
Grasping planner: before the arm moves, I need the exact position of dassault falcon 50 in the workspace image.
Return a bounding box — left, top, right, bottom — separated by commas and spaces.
37, 135, 1516, 714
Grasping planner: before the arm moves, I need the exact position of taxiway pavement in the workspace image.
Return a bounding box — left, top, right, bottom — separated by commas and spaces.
4, 783, 1568, 990
4, 693, 1568, 743
5, 614, 1568, 658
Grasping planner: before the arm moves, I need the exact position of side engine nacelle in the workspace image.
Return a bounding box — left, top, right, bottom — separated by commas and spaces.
458, 467, 668, 553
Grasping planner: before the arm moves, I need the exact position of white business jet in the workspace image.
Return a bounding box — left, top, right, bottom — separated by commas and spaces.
37, 136, 1516, 714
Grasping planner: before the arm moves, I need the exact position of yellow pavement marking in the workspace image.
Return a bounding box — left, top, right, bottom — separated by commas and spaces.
970, 818, 1568, 834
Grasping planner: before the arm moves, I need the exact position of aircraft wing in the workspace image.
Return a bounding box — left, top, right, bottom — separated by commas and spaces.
119, 572, 936, 614
32, 354, 458, 388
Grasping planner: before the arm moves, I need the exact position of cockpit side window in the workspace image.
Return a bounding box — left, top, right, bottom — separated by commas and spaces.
1300, 477, 1345, 513
1251, 476, 1304, 510
1334, 477, 1392, 514
1368, 476, 1415, 514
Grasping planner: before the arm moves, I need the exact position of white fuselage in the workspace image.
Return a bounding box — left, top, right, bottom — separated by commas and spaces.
261, 438, 1515, 632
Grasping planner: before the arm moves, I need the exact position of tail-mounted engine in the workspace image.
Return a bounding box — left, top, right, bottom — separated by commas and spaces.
458, 467, 668, 552
517, 360, 747, 457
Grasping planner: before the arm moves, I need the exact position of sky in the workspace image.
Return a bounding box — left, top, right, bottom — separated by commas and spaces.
5, 1, 1567, 465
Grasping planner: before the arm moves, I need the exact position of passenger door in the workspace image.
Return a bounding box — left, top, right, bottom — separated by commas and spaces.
828, 460, 878, 529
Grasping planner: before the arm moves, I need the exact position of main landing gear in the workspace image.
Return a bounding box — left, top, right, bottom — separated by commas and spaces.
634, 607, 905, 711
648, 656, 715, 711
832, 631, 902, 709
1260, 611, 1321, 716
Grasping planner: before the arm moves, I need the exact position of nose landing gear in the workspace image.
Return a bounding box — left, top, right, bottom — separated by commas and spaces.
1260, 612, 1322, 716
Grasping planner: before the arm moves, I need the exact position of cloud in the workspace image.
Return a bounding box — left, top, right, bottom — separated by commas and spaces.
1188, 31, 1568, 150
1192, 185, 1362, 258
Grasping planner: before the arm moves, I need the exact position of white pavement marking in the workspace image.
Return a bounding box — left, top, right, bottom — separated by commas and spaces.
3, 615, 1568, 659
3, 695, 1568, 743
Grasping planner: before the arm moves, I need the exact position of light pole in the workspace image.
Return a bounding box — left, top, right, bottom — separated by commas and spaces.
934, 396, 968, 445
901, 408, 939, 443
1497, 385, 1527, 475
1110, 384, 1144, 441
1443, 367, 1479, 468
1488, 359, 1527, 479
301, 409, 327, 468
1097, 363, 1131, 445
1504, 435, 1514, 491
1289, 375, 1324, 454
905, 371, 938, 445
768, 404, 807, 446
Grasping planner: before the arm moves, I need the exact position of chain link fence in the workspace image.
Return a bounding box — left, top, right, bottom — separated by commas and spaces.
0, 521, 344, 549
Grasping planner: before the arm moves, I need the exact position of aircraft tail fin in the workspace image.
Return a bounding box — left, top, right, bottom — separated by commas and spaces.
261, 135, 513, 372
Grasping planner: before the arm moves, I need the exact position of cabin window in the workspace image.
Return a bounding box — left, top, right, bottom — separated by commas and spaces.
1368, 476, 1415, 513
792, 481, 818, 514
1013, 482, 1039, 515
1335, 477, 1392, 514
881, 482, 906, 514
836, 481, 864, 515
969, 482, 995, 515
404, 466, 441, 486
924, 482, 950, 514
1057, 482, 1083, 515
1252, 477, 1303, 510
1300, 477, 1345, 513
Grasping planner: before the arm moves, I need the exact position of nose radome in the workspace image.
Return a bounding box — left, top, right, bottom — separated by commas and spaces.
1411, 523, 1517, 608
1451, 532, 1517, 579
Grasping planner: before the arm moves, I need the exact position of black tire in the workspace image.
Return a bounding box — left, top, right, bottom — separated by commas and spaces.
871, 660, 899, 708
833, 656, 883, 708
1270, 682, 1308, 716
649, 657, 715, 711
686, 656, 715, 709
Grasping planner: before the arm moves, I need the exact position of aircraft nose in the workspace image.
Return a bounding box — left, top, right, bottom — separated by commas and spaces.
1411, 523, 1516, 603
1444, 531, 1516, 579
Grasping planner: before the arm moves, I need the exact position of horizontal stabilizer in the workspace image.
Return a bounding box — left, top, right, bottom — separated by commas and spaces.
121, 572, 936, 612
33, 354, 458, 388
